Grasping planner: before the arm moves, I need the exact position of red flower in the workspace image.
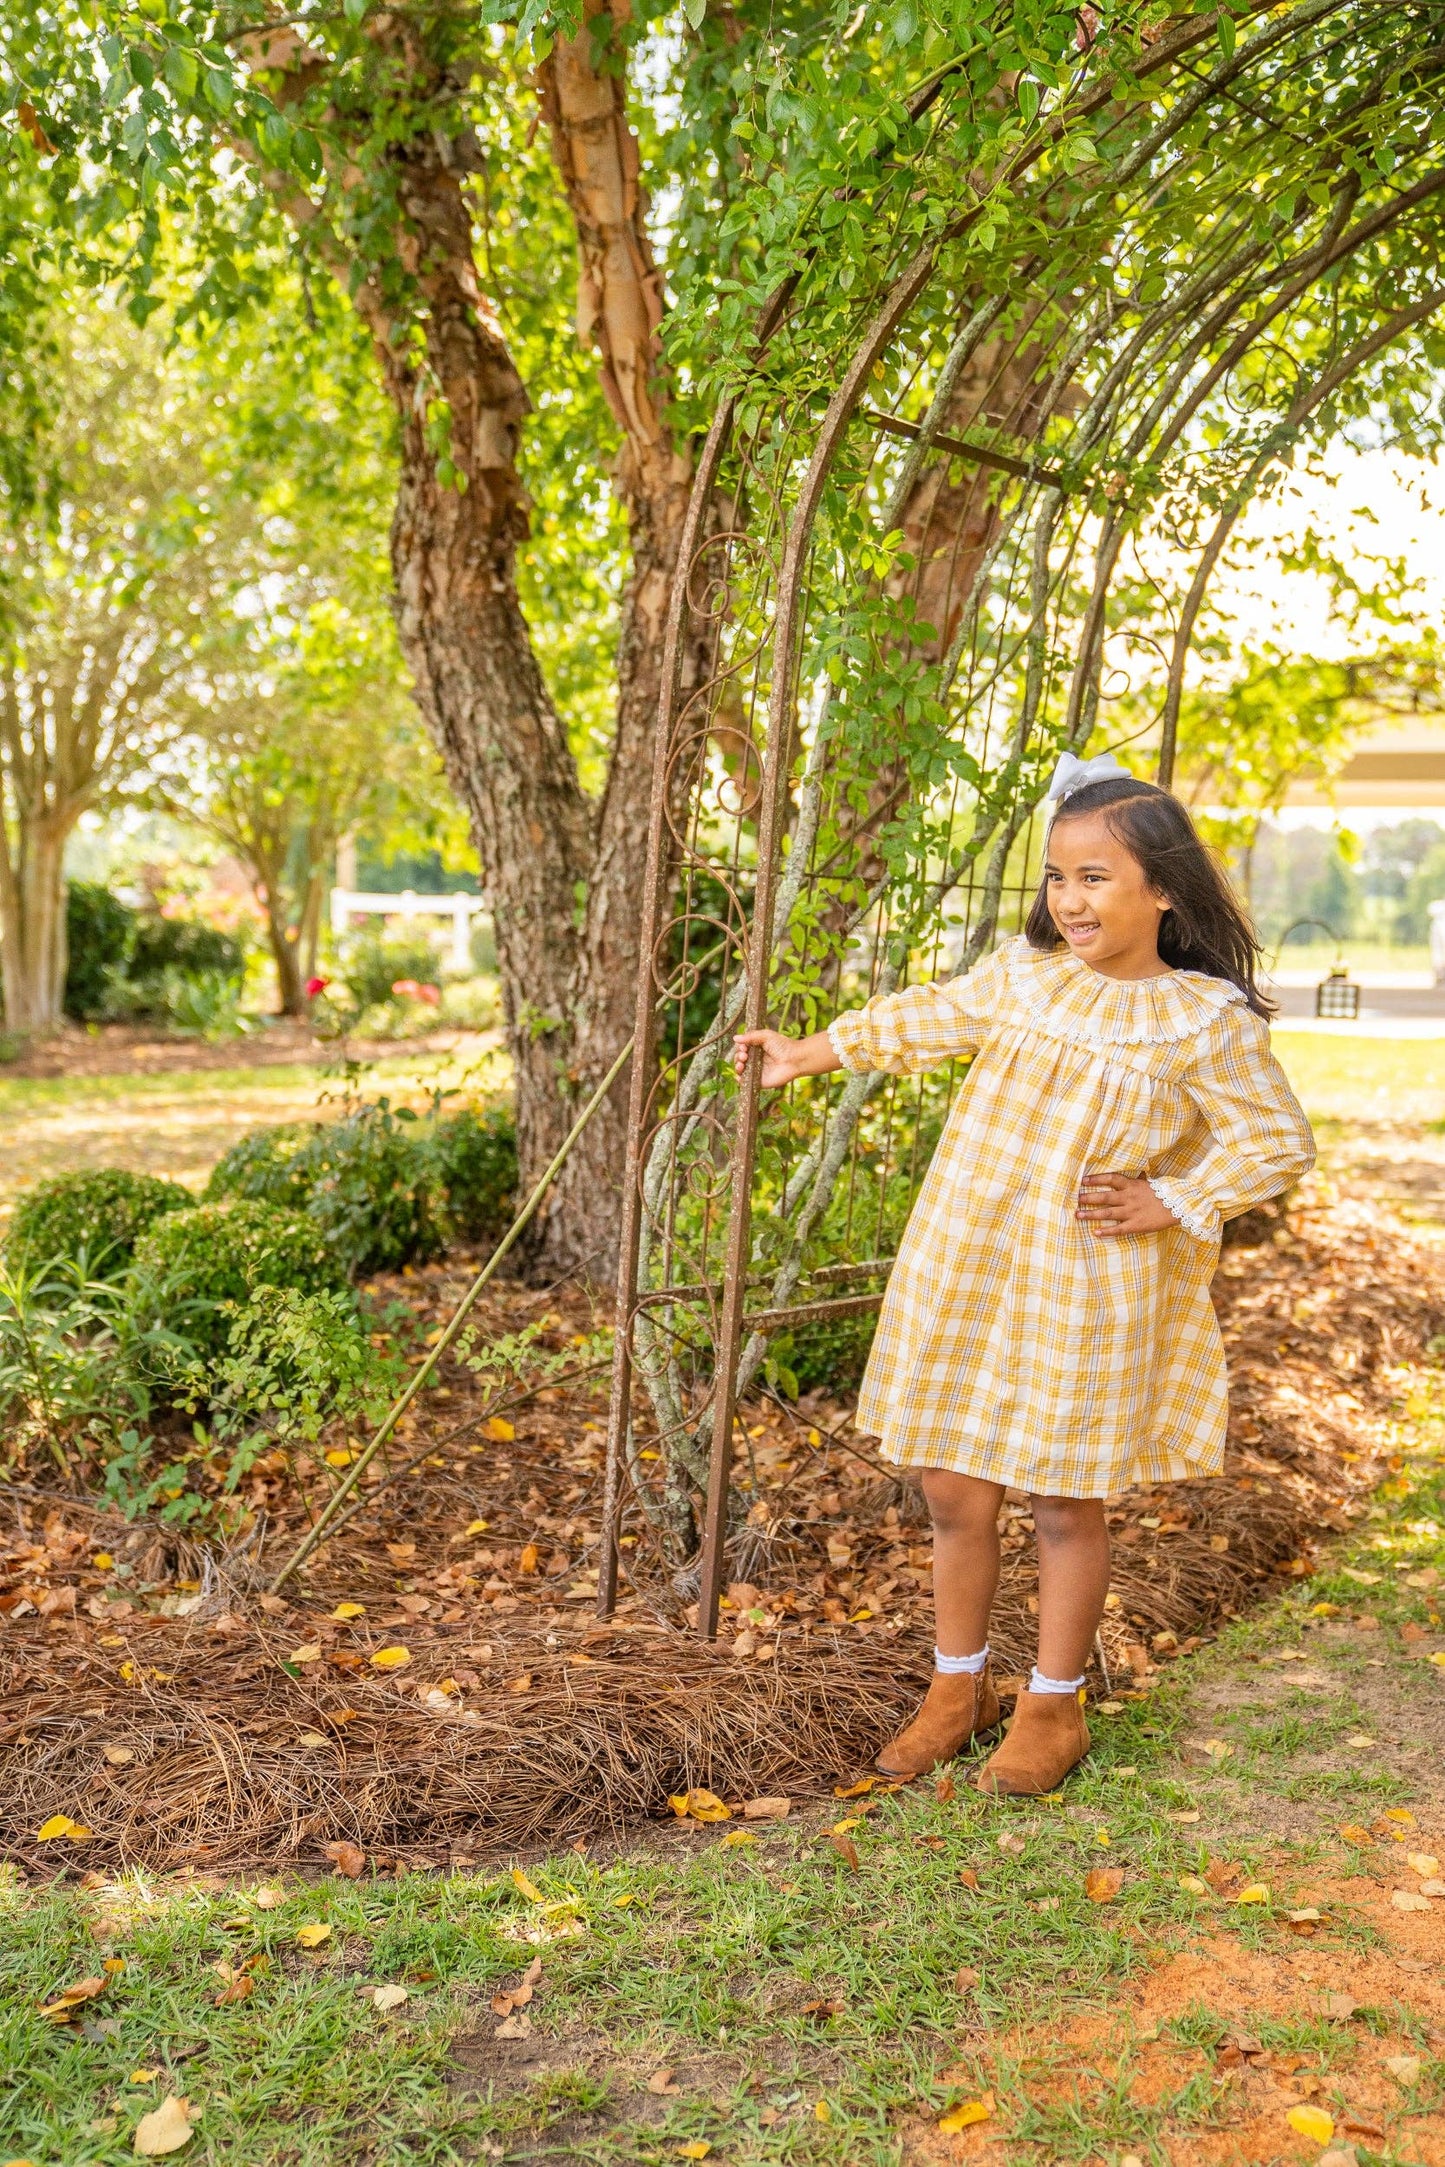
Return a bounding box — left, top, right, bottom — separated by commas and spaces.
305, 976, 330, 999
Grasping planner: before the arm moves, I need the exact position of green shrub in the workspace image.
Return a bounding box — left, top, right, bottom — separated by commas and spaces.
205, 1125, 313, 1212
128, 1200, 347, 1356
429, 1103, 517, 1243
64, 882, 136, 1021
130, 914, 244, 986
207, 1098, 517, 1273
340, 927, 444, 1011
8, 1169, 194, 1279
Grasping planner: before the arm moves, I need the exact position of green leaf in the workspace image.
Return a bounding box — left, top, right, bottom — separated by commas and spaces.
1217, 8, 1237, 58
163, 44, 198, 100
684, 0, 706, 28
343, 0, 368, 18
203, 66, 234, 114
1018, 79, 1040, 124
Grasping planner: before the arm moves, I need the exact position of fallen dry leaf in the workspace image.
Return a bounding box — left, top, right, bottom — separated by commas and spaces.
1339, 1824, 1374, 1846
518, 1543, 540, 1574
1178, 1875, 1209, 1896
1391, 1888, 1430, 1912
493, 2013, 532, 2040
938, 2092, 995, 2134
1406, 1852, 1440, 1877
491, 1956, 542, 2017
958, 1868, 981, 1890
372, 1983, 409, 2012
330, 1603, 366, 1621
667, 1788, 730, 1823
36, 1814, 93, 1842
677, 2145, 711, 2161
996, 1831, 1026, 1855
323, 1841, 366, 1880
1085, 1867, 1124, 1903
212, 1970, 254, 2008
955, 1965, 979, 1993
38, 1975, 108, 2021
1323, 1993, 1357, 2020
252, 1886, 286, 1909
719, 1829, 757, 1848
1286, 2104, 1334, 2144
742, 1796, 791, 1820
647, 2067, 681, 2095
369, 1646, 412, 1671
288, 1644, 322, 1665
295, 1923, 332, 1948
1384, 2054, 1422, 2085
103, 1746, 135, 1767
830, 1833, 860, 1870
483, 1416, 515, 1443
385, 1541, 416, 1564
935, 1774, 956, 1803
133, 2094, 195, 2156
1236, 1882, 1270, 1905
505, 1674, 532, 1695
511, 1868, 545, 1902
833, 1776, 878, 1798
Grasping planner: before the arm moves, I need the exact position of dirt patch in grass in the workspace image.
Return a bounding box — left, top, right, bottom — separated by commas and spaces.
2, 1193, 1442, 1872
1, 1018, 487, 1080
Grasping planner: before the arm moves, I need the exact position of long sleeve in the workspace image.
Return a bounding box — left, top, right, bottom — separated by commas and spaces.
827, 944, 1011, 1075
1148, 1004, 1315, 1244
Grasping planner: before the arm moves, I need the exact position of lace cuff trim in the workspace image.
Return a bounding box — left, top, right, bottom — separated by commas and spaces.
827, 1018, 865, 1073
1147, 1175, 1218, 1244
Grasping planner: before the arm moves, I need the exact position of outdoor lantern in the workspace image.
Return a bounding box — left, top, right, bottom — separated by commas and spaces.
1315, 965, 1360, 1020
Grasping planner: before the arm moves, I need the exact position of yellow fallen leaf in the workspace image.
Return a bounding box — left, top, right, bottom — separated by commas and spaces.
833, 1777, 878, 1798
38, 1975, 109, 2019
1340, 1568, 1380, 1585
831, 1817, 863, 1835
1339, 1824, 1374, 1846
668, 1788, 731, 1823
372, 1984, 409, 2012
720, 1829, 757, 1847
1384, 1808, 1416, 1825
36, 1814, 92, 1842
1385, 2053, 1422, 2084
512, 1868, 545, 1902
1236, 1883, 1270, 1905
1407, 1852, 1440, 1877
1286, 2103, 1334, 2144
464, 1518, 489, 1536
370, 1646, 412, 1671
133, 2093, 195, 2155
1425, 1651, 1445, 1668
939, 2092, 995, 2134
104, 1745, 135, 1766
677, 2146, 710, 2161
518, 1542, 540, 1574
813, 2102, 832, 2124
330, 1603, 366, 1621
324, 1448, 355, 1467
295, 1922, 332, 1947
288, 1644, 322, 1665
92, 1553, 114, 1569
484, 1416, 515, 1443
1094, 1827, 1111, 1846
130, 2068, 161, 2082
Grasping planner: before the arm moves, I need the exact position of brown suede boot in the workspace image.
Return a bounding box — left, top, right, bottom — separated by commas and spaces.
974, 1689, 1090, 1796
875, 1664, 1000, 1778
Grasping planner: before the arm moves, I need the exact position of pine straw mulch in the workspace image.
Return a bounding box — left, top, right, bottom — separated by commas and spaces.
1, 1183, 1440, 1877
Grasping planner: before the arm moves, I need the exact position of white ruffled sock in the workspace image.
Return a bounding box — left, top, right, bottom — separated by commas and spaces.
1029, 1665, 1085, 1694
934, 1644, 989, 1675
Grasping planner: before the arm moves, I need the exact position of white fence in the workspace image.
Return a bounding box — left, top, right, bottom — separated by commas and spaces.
329, 889, 485, 974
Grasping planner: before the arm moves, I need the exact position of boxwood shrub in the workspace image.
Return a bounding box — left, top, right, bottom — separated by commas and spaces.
205, 1098, 517, 1274
128, 1199, 348, 1356
8, 1169, 194, 1279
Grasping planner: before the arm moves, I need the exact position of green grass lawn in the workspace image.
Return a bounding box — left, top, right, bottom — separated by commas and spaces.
6, 1408, 1444, 2165
1273, 1030, 1445, 1128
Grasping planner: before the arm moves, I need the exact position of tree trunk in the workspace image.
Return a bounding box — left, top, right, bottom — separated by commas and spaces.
265, 901, 307, 1018
535, 0, 702, 1276
0, 812, 71, 1035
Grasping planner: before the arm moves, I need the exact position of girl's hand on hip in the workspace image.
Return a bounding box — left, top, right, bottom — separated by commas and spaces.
1076, 1172, 1179, 1236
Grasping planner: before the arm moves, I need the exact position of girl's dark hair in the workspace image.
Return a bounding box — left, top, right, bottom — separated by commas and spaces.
1024, 776, 1274, 1017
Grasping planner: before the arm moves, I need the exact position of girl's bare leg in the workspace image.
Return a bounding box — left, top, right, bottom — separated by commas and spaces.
920, 1470, 1006, 1655
1029, 1493, 1110, 1678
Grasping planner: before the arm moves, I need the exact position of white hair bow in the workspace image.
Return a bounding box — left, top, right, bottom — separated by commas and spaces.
1046, 750, 1132, 802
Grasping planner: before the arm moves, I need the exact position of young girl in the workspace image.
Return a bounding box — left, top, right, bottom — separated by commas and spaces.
734, 757, 1315, 1797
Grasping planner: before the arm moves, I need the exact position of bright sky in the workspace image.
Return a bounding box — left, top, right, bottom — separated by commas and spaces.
1210, 444, 1445, 660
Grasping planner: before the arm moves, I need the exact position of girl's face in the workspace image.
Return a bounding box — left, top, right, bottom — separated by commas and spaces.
1044, 811, 1170, 977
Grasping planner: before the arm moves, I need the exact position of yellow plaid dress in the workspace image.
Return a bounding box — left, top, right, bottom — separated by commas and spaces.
827, 938, 1315, 1497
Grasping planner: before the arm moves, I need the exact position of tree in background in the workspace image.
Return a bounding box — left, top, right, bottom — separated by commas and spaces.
173, 598, 446, 1015
0, 302, 244, 1033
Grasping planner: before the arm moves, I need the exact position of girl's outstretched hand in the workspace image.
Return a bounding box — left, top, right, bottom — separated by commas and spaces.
1075, 1172, 1180, 1236
733, 1027, 841, 1089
